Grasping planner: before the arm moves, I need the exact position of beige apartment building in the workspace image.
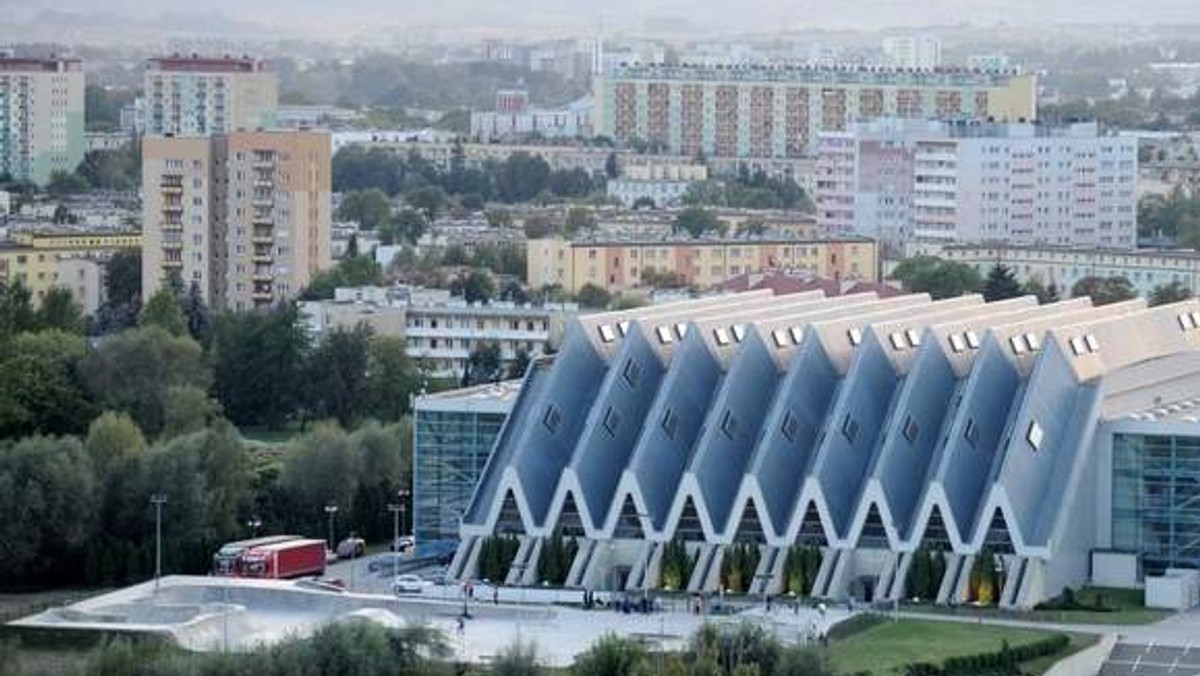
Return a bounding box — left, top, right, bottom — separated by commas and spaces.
142, 130, 332, 310
528, 236, 878, 294
143, 56, 277, 136
0, 230, 140, 309
0, 57, 85, 185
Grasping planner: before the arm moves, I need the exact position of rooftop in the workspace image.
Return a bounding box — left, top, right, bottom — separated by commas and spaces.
147, 54, 267, 73
415, 380, 523, 414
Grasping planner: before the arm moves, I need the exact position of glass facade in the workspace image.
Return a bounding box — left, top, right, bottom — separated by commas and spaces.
1112, 433, 1200, 574
413, 408, 506, 542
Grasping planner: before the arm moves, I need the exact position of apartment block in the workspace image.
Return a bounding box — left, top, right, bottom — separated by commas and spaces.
0, 230, 140, 307
882, 35, 942, 69
816, 120, 1138, 250
142, 130, 332, 310
143, 56, 278, 137
595, 63, 1035, 158
527, 236, 878, 294
0, 57, 85, 185
298, 285, 575, 378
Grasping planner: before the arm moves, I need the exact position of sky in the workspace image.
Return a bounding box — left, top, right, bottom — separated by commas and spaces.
6, 0, 1200, 34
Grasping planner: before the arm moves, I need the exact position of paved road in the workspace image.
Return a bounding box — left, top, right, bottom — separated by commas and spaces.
1100, 642, 1200, 676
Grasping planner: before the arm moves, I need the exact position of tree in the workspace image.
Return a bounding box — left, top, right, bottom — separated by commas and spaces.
279, 423, 360, 524
138, 287, 188, 336
80, 327, 212, 436
105, 249, 142, 308
576, 283, 612, 310
211, 304, 307, 429
605, 152, 620, 179
631, 196, 656, 210
301, 255, 383, 300
487, 208, 514, 229
162, 385, 222, 440
548, 168, 595, 198
461, 270, 495, 304
405, 185, 447, 221
336, 188, 392, 229
1071, 275, 1137, 306
505, 348, 532, 380
305, 325, 371, 427
0, 330, 95, 437
522, 214, 555, 239
673, 207, 725, 238
1149, 281, 1194, 307
495, 152, 551, 203
365, 336, 420, 422
889, 256, 983, 300
388, 208, 427, 245
0, 279, 36, 340
573, 634, 653, 676
34, 287, 83, 334
183, 282, 211, 343
565, 207, 598, 235
46, 169, 89, 196
1023, 278, 1061, 305
463, 342, 503, 386
493, 640, 542, 676
982, 264, 1023, 302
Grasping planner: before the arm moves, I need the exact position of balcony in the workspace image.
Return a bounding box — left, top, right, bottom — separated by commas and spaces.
252, 252, 273, 263
162, 259, 183, 269
252, 269, 274, 282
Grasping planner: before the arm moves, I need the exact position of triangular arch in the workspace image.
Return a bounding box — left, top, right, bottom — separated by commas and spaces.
858, 503, 889, 549
982, 507, 1016, 554
556, 492, 587, 538
496, 489, 526, 535
919, 504, 952, 550
675, 495, 705, 541
613, 495, 646, 539
733, 497, 767, 543
795, 501, 827, 547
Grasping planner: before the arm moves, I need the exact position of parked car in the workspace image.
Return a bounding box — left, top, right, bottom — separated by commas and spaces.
393, 574, 426, 594
336, 537, 366, 559
325, 549, 338, 565
389, 535, 416, 552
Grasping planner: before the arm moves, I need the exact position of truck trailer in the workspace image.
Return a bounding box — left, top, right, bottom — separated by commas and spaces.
240, 538, 327, 579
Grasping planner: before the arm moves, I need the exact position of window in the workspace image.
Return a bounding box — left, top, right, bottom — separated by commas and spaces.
949, 333, 966, 353
598, 325, 617, 343
1026, 420, 1044, 451
1069, 336, 1085, 356
720, 410, 738, 440
1179, 313, 1195, 330
661, 409, 678, 440
847, 328, 863, 346
732, 325, 747, 342
789, 326, 804, 344
906, 328, 921, 347
902, 416, 920, 444
622, 358, 642, 389
772, 328, 789, 348
781, 411, 799, 442
1009, 335, 1027, 355
890, 332, 906, 350
675, 323, 689, 339
964, 419, 979, 447
656, 325, 674, 344
841, 414, 860, 443
618, 321, 630, 336
1191, 311, 1200, 327
965, 331, 981, 349
714, 327, 731, 346
1024, 332, 1041, 351
603, 407, 621, 436
1084, 334, 1100, 353
543, 405, 562, 433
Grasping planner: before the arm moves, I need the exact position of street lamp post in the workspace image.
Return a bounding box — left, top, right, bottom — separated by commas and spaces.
388, 486, 410, 585
246, 517, 262, 538
151, 494, 167, 594
324, 505, 339, 551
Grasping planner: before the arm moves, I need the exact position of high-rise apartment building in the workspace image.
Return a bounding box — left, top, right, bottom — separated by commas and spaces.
143, 56, 278, 137
142, 130, 332, 310
595, 63, 1036, 158
0, 57, 85, 185
882, 35, 943, 70
816, 120, 1138, 250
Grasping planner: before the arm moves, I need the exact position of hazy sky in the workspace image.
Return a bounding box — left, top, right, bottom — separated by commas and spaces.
7, 0, 1200, 34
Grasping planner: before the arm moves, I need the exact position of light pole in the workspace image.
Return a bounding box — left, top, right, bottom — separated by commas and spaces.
151, 494, 167, 594
246, 517, 262, 538
324, 504, 339, 551
388, 487, 411, 584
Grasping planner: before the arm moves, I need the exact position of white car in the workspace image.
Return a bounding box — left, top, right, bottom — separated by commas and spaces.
393, 574, 426, 594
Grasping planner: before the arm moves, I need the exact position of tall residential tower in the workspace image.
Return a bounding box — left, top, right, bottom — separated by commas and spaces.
142, 55, 278, 136
0, 56, 85, 185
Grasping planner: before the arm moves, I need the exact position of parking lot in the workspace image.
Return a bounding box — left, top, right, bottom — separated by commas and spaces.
1100, 642, 1200, 675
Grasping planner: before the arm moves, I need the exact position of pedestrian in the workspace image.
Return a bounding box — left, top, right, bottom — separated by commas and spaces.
456, 616, 465, 636
493, 586, 499, 605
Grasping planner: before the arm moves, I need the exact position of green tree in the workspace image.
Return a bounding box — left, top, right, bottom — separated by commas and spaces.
95, 249, 142, 333
673, 207, 726, 238
574, 634, 653, 676
336, 188, 393, 229
460, 270, 496, 304
495, 152, 551, 203
505, 348, 532, 380
889, 256, 983, 300
1023, 278, 1061, 305
406, 184, 447, 221
565, 207, 598, 235
388, 207, 428, 245
34, 287, 83, 334
0, 330, 95, 437
365, 335, 420, 422
183, 282, 211, 343
76, 145, 139, 191
280, 423, 360, 525
301, 255, 383, 300
305, 325, 371, 427
1071, 275, 1137, 305
46, 169, 89, 196
1149, 281, 1194, 306
138, 287, 188, 336
494, 640, 542, 676
464, 341, 503, 386
211, 304, 307, 429
576, 283, 612, 310
487, 208, 515, 229
0, 279, 36, 340
522, 214, 555, 238
162, 385, 222, 440
982, 264, 1023, 301
80, 327, 212, 436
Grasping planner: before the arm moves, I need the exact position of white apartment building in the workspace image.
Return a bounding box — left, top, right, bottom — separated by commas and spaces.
816, 120, 1138, 251
298, 285, 577, 378
470, 96, 594, 142
0, 57, 84, 185
926, 242, 1200, 299
881, 35, 942, 69
142, 55, 277, 137
606, 162, 708, 208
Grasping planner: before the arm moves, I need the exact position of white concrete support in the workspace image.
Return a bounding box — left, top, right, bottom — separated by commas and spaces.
811, 548, 838, 598
875, 550, 899, 601
566, 539, 597, 588
624, 540, 654, 591
448, 536, 479, 581
644, 541, 666, 591
935, 553, 962, 605
999, 556, 1026, 609
824, 548, 853, 600
687, 544, 718, 593
952, 554, 975, 604
520, 537, 545, 586
889, 551, 914, 601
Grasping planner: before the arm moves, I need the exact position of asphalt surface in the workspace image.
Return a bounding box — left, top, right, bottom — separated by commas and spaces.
1100, 642, 1200, 676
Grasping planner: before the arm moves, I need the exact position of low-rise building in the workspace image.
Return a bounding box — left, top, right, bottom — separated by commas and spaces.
413, 380, 520, 542
470, 91, 594, 142
606, 162, 708, 208
929, 242, 1200, 298
527, 235, 878, 294
0, 230, 140, 305
298, 285, 576, 377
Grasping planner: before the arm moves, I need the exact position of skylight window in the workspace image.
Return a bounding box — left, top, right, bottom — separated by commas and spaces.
847, 328, 863, 346
598, 325, 616, 343
965, 331, 980, 349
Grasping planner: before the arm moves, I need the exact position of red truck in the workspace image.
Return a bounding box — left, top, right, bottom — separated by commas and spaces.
239, 538, 327, 579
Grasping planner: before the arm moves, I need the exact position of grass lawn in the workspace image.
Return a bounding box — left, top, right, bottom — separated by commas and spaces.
1028, 587, 1169, 625
825, 619, 1067, 676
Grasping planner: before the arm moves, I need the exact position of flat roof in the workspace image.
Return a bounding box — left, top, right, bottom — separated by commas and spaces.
415, 380, 523, 415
